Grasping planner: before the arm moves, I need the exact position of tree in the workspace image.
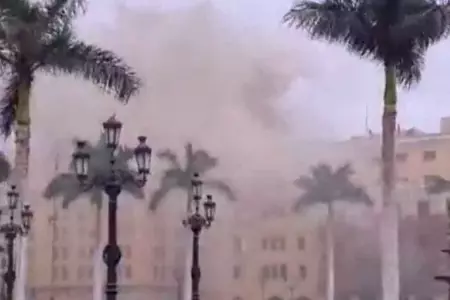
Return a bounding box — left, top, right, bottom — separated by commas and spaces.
43, 131, 144, 295
0, 151, 11, 183
150, 142, 236, 300
0, 0, 141, 184
294, 163, 371, 300
284, 1, 450, 299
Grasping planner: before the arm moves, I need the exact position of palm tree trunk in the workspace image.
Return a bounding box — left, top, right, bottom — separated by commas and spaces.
326, 203, 335, 300
380, 65, 400, 300
14, 80, 32, 300
93, 206, 103, 300
182, 189, 193, 300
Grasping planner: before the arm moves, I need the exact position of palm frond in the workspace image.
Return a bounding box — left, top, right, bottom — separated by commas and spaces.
191, 149, 218, 174
44, 0, 86, 25
293, 162, 369, 210
43, 172, 83, 208
43, 172, 78, 198
283, 0, 362, 42
41, 37, 141, 102
203, 179, 236, 201
149, 169, 179, 211
294, 175, 316, 190
391, 0, 450, 51
425, 175, 450, 194
0, 73, 20, 138
0, 152, 11, 183
293, 193, 323, 212
89, 188, 103, 210
0, 0, 32, 19
123, 181, 145, 200
157, 149, 181, 169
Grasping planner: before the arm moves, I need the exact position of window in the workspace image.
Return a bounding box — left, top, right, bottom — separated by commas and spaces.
264, 237, 286, 251
52, 247, 59, 260
423, 150, 436, 161
280, 264, 287, 281
297, 237, 305, 250
261, 265, 270, 280
270, 265, 278, 279
396, 153, 408, 162
61, 266, 68, 281
261, 264, 288, 281
233, 265, 241, 279
299, 265, 307, 280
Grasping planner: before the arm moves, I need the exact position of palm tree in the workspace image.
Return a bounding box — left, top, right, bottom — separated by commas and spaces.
294, 163, 371, 300
0, 151, 11, 183
43, 131, 144, 297
150, 142, 236, 300
283, 1, 450, 299
0, 0, 141, 185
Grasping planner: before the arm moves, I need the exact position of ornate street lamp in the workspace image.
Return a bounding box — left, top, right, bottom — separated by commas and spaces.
0, 185, 33, 300
183, 173, 216, 300
71, 116, 152, 300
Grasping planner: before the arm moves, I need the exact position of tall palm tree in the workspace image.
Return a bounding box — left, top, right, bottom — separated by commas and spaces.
150, 142, 236, 300
294, 163, 371, 300
284, 2, 450, 299
0, 0, 141, 185
43, 131, 144, 297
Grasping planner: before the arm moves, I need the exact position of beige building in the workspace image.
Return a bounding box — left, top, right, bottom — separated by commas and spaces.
222, 204, 323, 300
26, 115, 450, 300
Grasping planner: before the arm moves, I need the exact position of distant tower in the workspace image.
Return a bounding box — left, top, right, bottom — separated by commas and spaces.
435, 198, 450, 300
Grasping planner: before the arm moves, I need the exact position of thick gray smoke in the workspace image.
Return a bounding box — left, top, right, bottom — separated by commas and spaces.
25, 1, 332, 206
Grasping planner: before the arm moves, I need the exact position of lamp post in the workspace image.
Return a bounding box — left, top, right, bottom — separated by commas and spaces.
183, 173, 216, 300
0, 185, 33, 300
71, 116, 152, 300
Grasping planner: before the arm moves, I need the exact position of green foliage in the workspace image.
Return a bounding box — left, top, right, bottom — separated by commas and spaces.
284, 0, 450, 87
149, 142, 236, 211
0, 0, 141, 136
294, 162, 371, 211
43, 131, 144, 210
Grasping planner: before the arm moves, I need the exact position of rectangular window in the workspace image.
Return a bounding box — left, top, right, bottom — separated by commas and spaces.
261, 265, 270, 280
297, 237, 305, 250
233, 265, 241, 279
299, 265, 307, 280
395, 153, 408, 162
61, 266, 68, 281
280, 264, 287, 281
423, 150, 436, 161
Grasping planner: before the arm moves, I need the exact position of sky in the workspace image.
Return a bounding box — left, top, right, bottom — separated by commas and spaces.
83, 0, 450, 138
